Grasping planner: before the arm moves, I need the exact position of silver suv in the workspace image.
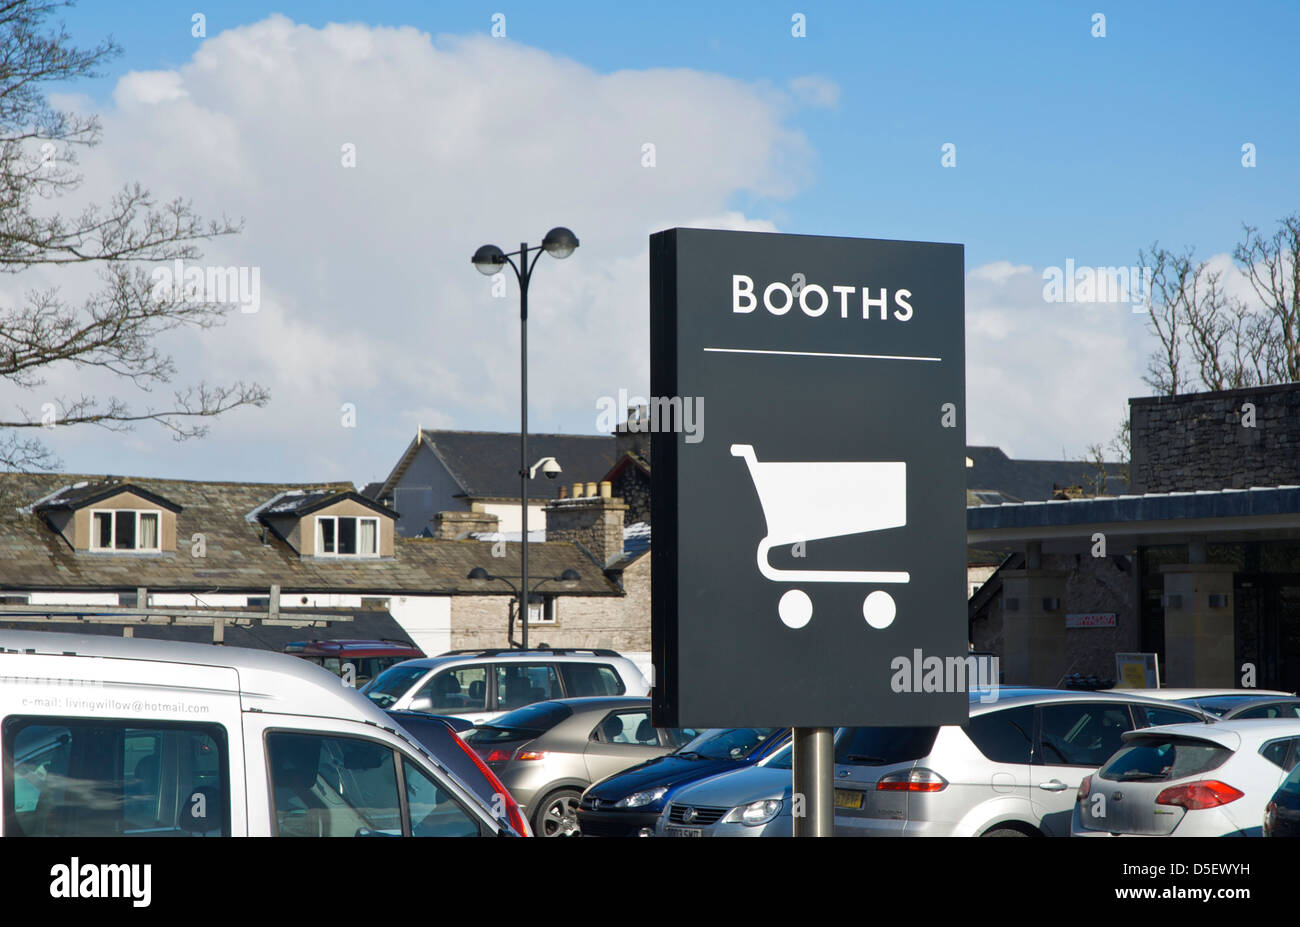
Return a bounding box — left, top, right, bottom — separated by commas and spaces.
832, 687, 1211, 837
360, 648, 649, 724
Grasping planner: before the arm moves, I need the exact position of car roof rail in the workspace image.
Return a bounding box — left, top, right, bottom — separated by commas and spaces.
438, 647, 622, 657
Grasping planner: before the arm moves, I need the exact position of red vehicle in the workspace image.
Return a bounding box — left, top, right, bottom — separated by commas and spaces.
284, 639, 424, 688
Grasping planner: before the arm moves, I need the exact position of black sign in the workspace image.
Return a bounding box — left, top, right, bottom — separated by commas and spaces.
651, 228, 968, 727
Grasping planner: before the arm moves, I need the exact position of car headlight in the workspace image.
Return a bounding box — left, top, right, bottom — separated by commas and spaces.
615, 786, 668, 809
725, 799, 783, 826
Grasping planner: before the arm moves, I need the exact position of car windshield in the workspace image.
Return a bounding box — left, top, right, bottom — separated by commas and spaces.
361, 664, 429, 708
1099, 736, 1231, 782
764, 743, 793, 769
674, 728, 780, 761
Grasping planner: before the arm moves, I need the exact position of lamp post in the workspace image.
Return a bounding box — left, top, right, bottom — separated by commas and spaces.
472, 227, 579, 650
466, 567, 581, 648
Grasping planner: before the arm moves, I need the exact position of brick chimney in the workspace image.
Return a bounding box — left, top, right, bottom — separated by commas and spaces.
431, 510, 500, 540
615, 405, 651, 463
544, 484, 626, 566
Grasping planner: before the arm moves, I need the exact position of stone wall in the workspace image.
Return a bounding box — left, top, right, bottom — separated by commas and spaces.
1130, 384, 1300, 493
545, 495, 627, 566
449, 553, 651, 652
971, 553, 1138, 681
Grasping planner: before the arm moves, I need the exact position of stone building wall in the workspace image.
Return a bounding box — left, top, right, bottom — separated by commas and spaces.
448, 553, 651, 652
971, 552, 1138, 682
1130, 384, 1300, 493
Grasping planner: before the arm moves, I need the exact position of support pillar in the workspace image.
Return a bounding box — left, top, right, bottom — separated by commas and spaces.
999, 569, 1069, 686
1159, 564, 1235, 687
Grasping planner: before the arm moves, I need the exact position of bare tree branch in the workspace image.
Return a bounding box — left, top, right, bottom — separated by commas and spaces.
0, 0, 267, 471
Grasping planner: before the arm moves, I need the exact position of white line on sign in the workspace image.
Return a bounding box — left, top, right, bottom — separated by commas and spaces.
704, 348, 942, 362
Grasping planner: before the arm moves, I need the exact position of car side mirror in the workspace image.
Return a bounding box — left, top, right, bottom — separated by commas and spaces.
408, 694, 434, 713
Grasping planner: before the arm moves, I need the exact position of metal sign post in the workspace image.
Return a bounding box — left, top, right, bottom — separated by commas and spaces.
792, 727, 834, 836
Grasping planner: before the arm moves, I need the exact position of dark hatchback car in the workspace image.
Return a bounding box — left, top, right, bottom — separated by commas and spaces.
577, 727, 790, 837
386, 710, 530, 836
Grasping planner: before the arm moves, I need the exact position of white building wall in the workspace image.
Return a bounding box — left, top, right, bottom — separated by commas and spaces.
389, 595, 452, 656
29, 592, 120, 605
481, 502, 547, 534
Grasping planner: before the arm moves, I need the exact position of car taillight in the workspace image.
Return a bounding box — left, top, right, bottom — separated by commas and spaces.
485, 749, 513, 763
1077, 774, 1092, 803
1155, 780, 1244, 810
451, 734, 532, 837
876, 769, 947, 792
515, 750, 547, 761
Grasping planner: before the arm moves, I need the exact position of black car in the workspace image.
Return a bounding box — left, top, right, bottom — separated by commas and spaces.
577, 728, 789, 837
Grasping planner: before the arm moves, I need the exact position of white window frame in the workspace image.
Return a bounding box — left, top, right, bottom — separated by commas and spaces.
526, 595, 557, 625
315, 515, 381, 558
88, 508, 163, 552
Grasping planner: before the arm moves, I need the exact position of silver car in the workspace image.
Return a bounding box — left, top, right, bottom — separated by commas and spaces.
832, 687, 1211, 837
463, 697, 696, 837
655, 741, 795, 837
1072, 718, 1300, 837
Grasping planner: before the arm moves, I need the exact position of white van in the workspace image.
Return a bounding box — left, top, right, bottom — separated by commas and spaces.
0, 631, 513, 837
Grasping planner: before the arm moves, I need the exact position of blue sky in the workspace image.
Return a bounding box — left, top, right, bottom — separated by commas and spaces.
62, 1, 1297, 266
6, 1, 1296, 483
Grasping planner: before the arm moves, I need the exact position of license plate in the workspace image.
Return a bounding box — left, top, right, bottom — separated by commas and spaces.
665, 826, 703, 837
834, 789, 864, 809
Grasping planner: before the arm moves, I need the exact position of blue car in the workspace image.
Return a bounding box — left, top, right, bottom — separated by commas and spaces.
576, 728, 789, 836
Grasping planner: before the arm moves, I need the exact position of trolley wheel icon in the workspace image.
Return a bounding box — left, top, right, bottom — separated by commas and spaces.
732, 444, 909, 631
777, 589, 897, 630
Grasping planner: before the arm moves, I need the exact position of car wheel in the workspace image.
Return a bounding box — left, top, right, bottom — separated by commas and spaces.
982, 827, 1029, 837
533, 789, 583, 837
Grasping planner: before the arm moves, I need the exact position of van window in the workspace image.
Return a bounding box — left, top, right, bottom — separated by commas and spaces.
267, 732, 402, 837
1037, 703, 1132, 767
3, 717, 228, 837
963, 707, 1034, 764
402, 759, 480, 837
560, 663, 626, 697
265, 732, 481, 837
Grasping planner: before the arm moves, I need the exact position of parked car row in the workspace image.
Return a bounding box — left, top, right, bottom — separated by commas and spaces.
8, 631, 1300, 839
578, 686, 1300, 838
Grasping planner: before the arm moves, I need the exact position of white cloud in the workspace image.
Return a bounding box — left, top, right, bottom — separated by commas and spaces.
788, 75, 840, 109
11, 16, 814, 483
964, 260, 1150, 461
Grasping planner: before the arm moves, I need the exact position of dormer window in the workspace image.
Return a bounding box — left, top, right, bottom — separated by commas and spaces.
316, 515, 380, 557
32, 482, 180, 554
90, 509, 162, 551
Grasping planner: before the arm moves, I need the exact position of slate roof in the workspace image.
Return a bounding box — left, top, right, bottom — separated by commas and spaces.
32, 480, 183, 513
381, 430, 616, 500
968, 484, 1300, 533
0, 472, 621, 597
966, 446, 1128, 500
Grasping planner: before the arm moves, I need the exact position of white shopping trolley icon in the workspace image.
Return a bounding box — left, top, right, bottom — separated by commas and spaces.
731, 444, 909, 630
